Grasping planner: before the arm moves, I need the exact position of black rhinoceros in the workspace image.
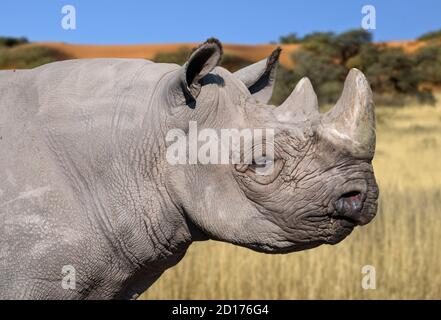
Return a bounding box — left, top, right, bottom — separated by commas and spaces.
0, 39, 378, 299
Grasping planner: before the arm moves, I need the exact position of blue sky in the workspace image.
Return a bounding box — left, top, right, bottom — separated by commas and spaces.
0, 0, 440, 44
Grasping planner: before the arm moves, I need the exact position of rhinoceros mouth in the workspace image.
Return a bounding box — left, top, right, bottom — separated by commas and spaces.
326, 217, 357, 244
331, 212, 360, 227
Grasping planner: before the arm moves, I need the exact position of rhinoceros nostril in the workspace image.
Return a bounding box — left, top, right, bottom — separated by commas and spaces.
335, 191, 364, 214
341, 190, 361, 199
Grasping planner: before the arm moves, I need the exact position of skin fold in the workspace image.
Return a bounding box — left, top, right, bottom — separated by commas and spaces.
0, 39, 378, 299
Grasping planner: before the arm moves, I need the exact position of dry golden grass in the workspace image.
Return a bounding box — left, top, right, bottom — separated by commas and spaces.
141, 99, 441, 300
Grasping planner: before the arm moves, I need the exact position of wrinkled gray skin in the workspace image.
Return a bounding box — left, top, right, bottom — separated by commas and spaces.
0, 39, 378, 299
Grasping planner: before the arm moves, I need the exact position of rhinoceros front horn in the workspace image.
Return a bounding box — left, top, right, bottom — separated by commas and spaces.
321, 68, 376, 159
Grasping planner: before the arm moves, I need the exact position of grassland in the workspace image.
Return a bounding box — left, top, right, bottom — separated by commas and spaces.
141, 99, 441, 300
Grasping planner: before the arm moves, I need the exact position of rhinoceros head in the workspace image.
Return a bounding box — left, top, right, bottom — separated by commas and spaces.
164, 39, 379, 253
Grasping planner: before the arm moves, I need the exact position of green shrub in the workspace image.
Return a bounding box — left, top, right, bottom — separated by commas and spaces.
220, 54, 252, 72
418, 29, 441, 41
334, 29, 372, 63
354, 45, 435, 105
279, 33, 301, 44
276, 29, 435, 106
0, 45, 65, 69
0, 36, 29, 48
301, 32, 340, 58
153, 47, 193, 65
414, 44, 441, 84
270, 66, 300, 106
291, 49, 346, 104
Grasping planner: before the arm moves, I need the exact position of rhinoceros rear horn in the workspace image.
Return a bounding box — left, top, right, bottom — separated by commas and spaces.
275, 77, 319, 122
321, 69, 376, 159
172, 38, 223, 105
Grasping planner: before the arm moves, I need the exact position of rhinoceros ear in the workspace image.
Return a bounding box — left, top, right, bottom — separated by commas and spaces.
234, 48, 281, 103
173, 38, 223, 105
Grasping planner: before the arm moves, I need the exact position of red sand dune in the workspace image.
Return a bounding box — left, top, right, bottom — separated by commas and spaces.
38, 42, 300, 68
37, 40, 423, 69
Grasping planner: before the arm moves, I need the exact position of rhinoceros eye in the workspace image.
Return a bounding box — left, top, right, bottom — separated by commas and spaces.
244, 157, 284, 185
250, 157, 273, 173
